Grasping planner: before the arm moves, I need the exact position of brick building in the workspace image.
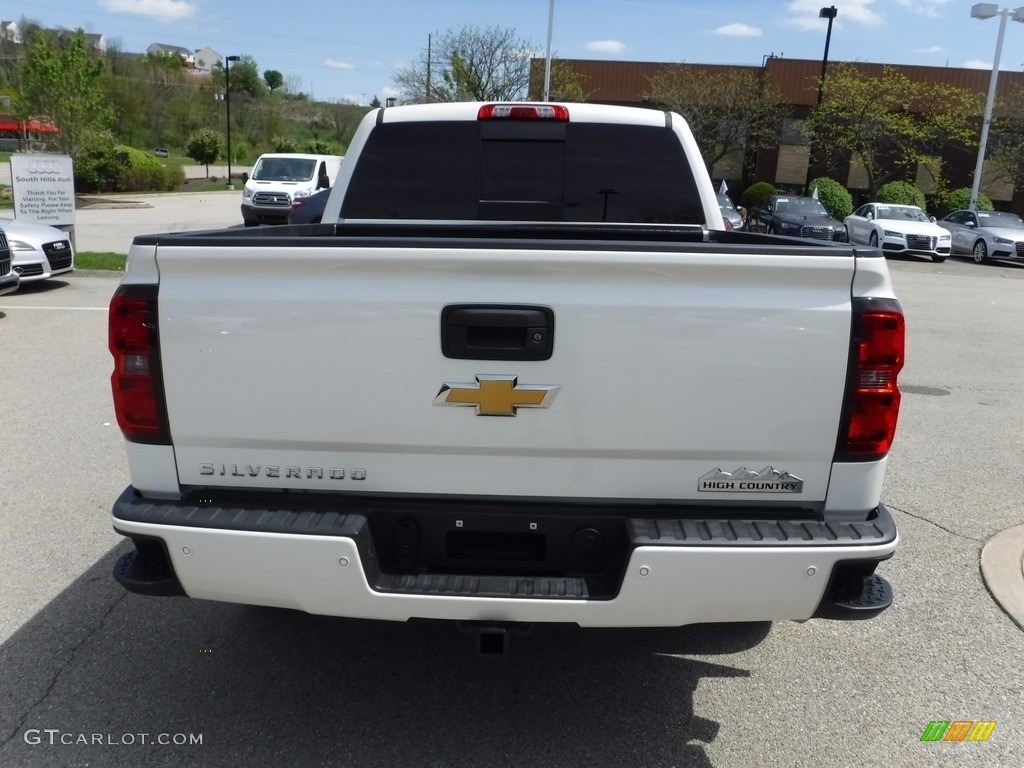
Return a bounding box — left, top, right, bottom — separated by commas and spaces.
529, 57, 1024, 213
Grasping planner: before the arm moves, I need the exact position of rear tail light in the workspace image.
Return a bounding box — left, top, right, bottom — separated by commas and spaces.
109, 284, 170, 444
478, 104, 569, 121
835, 298, 904, 461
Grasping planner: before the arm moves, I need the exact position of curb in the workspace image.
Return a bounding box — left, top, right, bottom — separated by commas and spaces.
980, 525, 1024, 631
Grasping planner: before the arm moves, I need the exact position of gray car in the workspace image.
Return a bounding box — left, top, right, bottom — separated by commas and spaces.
717, 193, 744, 231
937, 209, 1024, 264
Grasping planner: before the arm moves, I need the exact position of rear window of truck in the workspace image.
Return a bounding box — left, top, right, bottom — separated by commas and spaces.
341, 121, 704, 224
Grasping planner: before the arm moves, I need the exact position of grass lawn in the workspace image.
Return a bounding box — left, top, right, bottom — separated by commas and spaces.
76, 252, 127, 271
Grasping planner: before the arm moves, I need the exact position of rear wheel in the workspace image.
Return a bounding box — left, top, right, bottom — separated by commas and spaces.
972, 240, 988, 264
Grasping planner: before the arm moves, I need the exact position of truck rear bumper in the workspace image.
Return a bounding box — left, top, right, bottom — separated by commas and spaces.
111, 487, 898, 627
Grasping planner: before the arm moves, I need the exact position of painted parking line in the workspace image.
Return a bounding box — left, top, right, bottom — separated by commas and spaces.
0, 306, 107, 311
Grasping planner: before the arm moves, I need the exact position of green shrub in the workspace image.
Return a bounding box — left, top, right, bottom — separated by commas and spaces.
271, 135, 298, 153
117, 164, 185, 192
741, 181, 776, 207
162, 165, 186, 190
115, 145, 163, 170
74, 134, 122, 193
806, 176, 853, 220
932, 187, 993, 217
875, 181, 926, 209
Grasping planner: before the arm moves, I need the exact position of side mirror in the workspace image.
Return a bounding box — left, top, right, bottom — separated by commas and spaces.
866, 212, 874, 220
241, 172, 249, 184
929, 216, 936, 223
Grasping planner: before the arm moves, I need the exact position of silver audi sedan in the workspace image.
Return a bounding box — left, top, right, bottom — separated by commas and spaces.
936, 209, 1024, 264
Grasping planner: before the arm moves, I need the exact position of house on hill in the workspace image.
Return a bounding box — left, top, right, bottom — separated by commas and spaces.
147, 42, 194, 68
193, 48, 222, 74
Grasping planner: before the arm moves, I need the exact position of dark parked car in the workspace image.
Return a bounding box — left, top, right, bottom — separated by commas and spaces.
287, 187, 330, 224
746, 195, 846, 241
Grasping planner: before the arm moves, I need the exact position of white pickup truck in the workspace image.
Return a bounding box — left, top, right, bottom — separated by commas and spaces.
109, 102, 903, 651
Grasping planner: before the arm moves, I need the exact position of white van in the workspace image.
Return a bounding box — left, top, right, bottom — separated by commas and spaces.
240, 153, 343, 226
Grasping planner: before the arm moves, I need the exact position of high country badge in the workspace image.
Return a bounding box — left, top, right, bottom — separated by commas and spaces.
699, 466, 804, 493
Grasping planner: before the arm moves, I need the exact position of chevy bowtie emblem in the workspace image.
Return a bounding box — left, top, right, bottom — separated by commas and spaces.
434, 375, 559, 416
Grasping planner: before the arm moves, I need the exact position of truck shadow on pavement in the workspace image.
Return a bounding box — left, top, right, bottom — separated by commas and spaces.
0, 543, 769, 767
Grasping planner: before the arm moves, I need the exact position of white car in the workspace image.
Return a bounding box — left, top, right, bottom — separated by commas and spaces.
0, 217, 75, 282
937, 209, 1024, 265
844, 203, 950, 263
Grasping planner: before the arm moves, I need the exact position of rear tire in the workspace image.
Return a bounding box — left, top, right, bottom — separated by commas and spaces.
972, 240, 988, 264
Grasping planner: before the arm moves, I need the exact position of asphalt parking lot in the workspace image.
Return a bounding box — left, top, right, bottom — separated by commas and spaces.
1, 217, 1023, 766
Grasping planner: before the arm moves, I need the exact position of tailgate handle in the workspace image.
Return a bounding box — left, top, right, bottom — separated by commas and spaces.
441, 305, 554, 361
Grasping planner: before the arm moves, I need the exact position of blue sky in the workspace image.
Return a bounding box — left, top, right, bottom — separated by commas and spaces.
13, 0, 1024, 105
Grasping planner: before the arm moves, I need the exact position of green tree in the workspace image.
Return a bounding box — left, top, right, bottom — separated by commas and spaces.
393, 25, 535, 103
647, 65, 788, 176
264, 69, 284, 91
271, 135, 298, 152
14, 28, 114, 158
988, 82, 1024, 192
219, 55, 265, 98
804, 64, 982, 198
186, 128, 222, 176
545, 60, 592, 102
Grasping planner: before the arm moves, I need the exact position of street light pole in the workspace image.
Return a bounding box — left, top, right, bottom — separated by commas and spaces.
224, 55, 240, 189
806, 6, 838, 190
817, 6, 837, 105
968, 4, 1024, 210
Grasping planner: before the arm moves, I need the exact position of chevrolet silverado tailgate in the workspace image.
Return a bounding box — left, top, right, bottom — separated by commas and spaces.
153, 236, 856, 506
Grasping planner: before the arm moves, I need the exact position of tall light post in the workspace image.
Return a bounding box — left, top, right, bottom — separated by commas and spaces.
806, 6, 837, 189
543, 0, 555, 100
968, 4, 1024, 210
817, 6, 837, 105
224, 54, 240, 189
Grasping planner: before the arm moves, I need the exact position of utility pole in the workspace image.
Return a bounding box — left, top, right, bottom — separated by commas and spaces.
426, 34, 432, 103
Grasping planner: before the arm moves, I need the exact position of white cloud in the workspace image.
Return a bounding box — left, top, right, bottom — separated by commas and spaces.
585, 40, 627, 54
917, 45, 945, 53
963, 59, 992, 69
786, 0, 885, 30
895, 0, 952, 18
714, 23, 762, 38
325, 59, 355, 70
101, 0, 195, 23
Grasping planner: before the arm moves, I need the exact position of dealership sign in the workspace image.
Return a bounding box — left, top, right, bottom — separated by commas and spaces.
10, 154, 75, 226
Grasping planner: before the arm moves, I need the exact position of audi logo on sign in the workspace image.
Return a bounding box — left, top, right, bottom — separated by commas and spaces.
27, 159, 64, 174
